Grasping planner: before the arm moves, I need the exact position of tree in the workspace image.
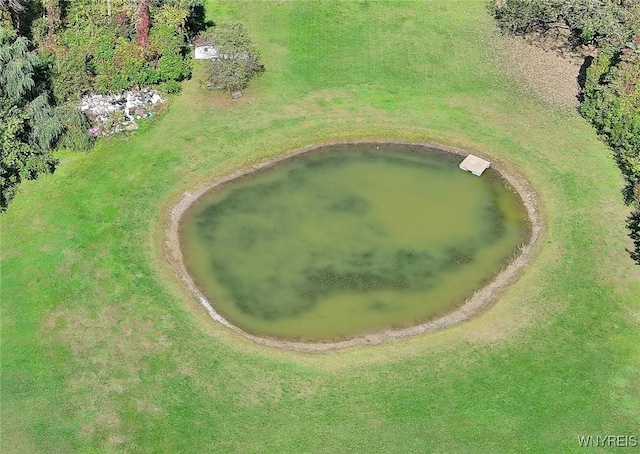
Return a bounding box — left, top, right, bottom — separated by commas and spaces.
201, 21, 262, 92
0, 31, 37, 100
136, 0, 150, 47
628, 209, 640, 263
0, 24, 60, 211
41, 0, 62, 42
0, 97, 56, 210
1, 0, 34, 33
580, 39, 640, 261
0, 0, 29, 13
489, 0, 640, 47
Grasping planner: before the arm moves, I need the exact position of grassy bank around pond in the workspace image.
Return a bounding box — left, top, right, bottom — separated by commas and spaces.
1, 1, 639, 452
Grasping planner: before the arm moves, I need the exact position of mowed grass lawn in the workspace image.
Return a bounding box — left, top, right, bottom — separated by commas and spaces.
2, 1, 639, 452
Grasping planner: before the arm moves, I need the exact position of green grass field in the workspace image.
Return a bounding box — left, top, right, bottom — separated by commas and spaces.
2, 1, 639, 452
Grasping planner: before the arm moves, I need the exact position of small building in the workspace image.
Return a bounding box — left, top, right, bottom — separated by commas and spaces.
193, 34, 252, 61
459, 154, 491, 176
194, 45, 250, 61
194, 45, 220, 60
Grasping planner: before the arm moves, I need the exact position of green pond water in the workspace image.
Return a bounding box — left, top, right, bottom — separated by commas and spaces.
180, 144, 530, 342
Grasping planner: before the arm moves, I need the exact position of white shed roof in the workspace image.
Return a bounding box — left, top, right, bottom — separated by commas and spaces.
194, 46, 250, 61
195, 46, 220, 60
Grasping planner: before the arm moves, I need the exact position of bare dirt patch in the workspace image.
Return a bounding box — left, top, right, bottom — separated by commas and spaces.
498, 33, 588, 109
163, 140, 543, 353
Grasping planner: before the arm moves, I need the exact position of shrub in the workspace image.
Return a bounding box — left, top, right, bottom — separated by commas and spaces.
51, 46, 91, 103
56, 103, 94, 151
200, 21, 263, 92
149, 23, 182, 56
581, 44, 640, 205
158, 79, 182, 94
157, 53, 190, 81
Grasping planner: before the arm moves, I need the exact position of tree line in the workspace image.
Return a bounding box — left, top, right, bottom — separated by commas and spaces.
490, 0, 640, 263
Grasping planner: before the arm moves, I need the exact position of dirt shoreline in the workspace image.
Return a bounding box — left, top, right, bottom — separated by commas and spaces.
163, 139, 544, 353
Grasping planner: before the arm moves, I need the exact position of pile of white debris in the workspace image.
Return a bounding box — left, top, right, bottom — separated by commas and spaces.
80, 89, 165, 136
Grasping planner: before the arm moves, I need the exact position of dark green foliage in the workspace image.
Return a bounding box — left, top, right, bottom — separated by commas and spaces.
27, 92, 64, 150
0, 25, 60, 211
489, 0, 640, 46
158, 79, 182, 93
0, 97, 56, 210
19, 0, 205, 103
0, 0, 28, 12
50, 45, 91, 102
628, 209, 640, 263
56, 103, 95, 151
92, 35, 144, 92
0, 33, 37, 101
0, 0, 29, 31
201, 21, 263, 92
90, 30, 190, 93
149, 22, 182, 55
157, 53, 190, 81
581, 46, 640, 172
581, 43, 640, 260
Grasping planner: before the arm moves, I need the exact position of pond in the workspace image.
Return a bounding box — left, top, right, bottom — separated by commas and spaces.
179, 143, 530, 342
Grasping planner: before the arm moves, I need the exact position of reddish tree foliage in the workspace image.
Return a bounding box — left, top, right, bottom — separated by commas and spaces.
136, 0, 150, 48
116, 11, 128, 25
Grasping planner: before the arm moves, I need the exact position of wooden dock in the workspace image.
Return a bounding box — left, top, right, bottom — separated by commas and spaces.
459, 154, 490, 176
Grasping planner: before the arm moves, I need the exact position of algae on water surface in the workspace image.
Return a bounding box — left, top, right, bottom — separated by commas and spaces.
180, 144, 530, 341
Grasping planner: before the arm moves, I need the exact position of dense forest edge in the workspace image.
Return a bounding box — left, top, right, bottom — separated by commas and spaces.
490, 0, 640, 263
